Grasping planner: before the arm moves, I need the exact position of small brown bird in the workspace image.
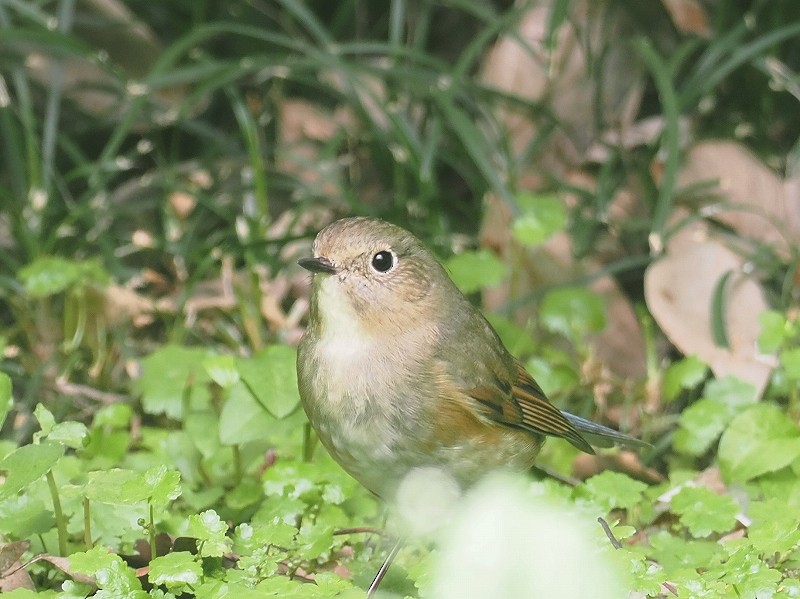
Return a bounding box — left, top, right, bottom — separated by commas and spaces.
296, 217, 646, 592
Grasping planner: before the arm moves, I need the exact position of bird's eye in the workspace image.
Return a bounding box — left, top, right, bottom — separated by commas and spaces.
371, 250, 395, 273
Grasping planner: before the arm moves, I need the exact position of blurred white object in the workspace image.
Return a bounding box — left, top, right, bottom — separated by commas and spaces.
432, 473, 629, 599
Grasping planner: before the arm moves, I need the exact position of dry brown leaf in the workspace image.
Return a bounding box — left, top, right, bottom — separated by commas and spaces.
276, 99, 349, 199
677, 141, 800, 256
35, 554, 97, 585
100, 284, 156, 327
660, 0, 711, 36
480, 0, 645, 173
644, 236, 773, 395
24, 0, 194, 123
572, 451, 663, 483
0, 541, 33, 592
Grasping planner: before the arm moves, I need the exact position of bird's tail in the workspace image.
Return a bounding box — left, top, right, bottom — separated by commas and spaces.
561, 411, 650, 450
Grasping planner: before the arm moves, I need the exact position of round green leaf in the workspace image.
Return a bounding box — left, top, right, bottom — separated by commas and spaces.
135, 345, 214, 420
719, 403, 800, 482
662, 355, 708, 401
540, 287, 606, 337
0, 442, 64, 498
238, 345, 301, 420
670, 486, 739, 537
204, 355, 240, 389
148, 552, 202, 589
444, 249, 509, 294
512, 193, 567, 246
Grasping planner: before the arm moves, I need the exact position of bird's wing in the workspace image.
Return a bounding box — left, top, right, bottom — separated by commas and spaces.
466, 360, 595, 454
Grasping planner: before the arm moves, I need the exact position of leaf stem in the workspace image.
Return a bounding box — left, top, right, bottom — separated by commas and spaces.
149, 502, 157, 559
46, 470, 67, 556
83, 497, 92, 549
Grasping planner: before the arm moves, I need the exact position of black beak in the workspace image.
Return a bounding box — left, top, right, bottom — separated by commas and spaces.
298, 256, 337, 274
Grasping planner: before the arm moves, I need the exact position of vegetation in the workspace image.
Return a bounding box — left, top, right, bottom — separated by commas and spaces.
0, 0, 799, 597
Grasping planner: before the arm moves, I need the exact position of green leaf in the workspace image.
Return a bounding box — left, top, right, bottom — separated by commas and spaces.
204, 355, 240, 389
218, 383, 275, 446
444, 249, 509, 294
644, 530, 723, 571
673, 376, 758, 457
780, 347, 800, 380
0, 442, 64, 498
19, 257, 108, 297
238, 345, 301, 419
748, 499, 800, 554
187, 509, 232, 557
185, 411, 222, 458
672, 398, 730, 456
662, 355, 707, 401
148, 552, 202, 589
525, 357, 578, 397
86, 469, 150, 504
69, 546, 143, 594
142, 465, 182, 506
297, 523, 334, 561
670, 486, 739, 537
34, 404, 56, 436
47, 421, 89, 449
512, 193, 567, 246
540, 287, 606, 337
579, 471, 648, 512
0, 494, 55, 537
234, 521, 299, 555
135, 345, 214, 420
0, 373, 11, 430
32, 404, 88, 448
704, 375, 758, 405
710, 270, 733, 348
758, 310, 789, 353
719, 403, 800, 482
93, 403, 133, 429
485, 314, 537, 356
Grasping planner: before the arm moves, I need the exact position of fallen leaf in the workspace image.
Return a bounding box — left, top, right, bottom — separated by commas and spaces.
644, 237, 772, 395
660, 0, 711, 36
678, 141, 800, 256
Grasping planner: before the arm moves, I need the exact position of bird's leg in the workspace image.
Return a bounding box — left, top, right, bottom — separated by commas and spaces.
367, 538, 403, 598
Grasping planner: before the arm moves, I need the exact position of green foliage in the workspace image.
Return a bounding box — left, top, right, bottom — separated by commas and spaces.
19, 258, 110, 299
718, 403, 800, 482
540, 287, 607, 340
662, 355, 708, 402
673, 376, 758, 457
444, 249, 509, 294
512, 193, 567, 247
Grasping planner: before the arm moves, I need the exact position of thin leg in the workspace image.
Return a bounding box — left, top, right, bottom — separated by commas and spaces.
367, 538, 403, 598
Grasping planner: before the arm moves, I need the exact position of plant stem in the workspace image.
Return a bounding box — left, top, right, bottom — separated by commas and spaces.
83, 497, 92, 549
149, 502, 157, 559
232, 444, 242, 485
46, 470, 67, 556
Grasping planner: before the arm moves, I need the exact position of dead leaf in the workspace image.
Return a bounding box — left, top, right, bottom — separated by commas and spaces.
573, 451, 663, 483
660, 0, 711, 36
0, 541, 33, 592
23, 0, 197, 124
678, 141, 800, 256
480, 0, 646, 173
644, 236, 772, 395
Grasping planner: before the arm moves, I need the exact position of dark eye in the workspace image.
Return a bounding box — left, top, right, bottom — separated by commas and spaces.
371, 250, 395, 273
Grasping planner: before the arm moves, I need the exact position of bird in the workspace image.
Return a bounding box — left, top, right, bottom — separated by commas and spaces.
296, 216, 646, 594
